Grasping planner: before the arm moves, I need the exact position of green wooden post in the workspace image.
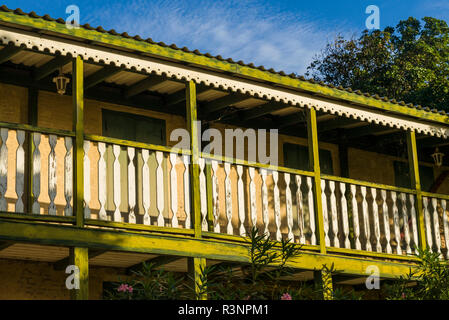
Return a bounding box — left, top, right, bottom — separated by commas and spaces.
69, 247, 89, 300
306, 107, 326, 254
407, 130, 426, 249
188, 257, 207, 300
314, 269, 333, 300
73, 56, 84, 227
186, 80, 202, 238
26, 87, 38, 213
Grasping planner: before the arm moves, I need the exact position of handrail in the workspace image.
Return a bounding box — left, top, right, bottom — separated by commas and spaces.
200, 152, 315, 177
85, 134, 192, 156
421, 191, 449, 201
0, 121, 75, 137
321, 174, 417, 195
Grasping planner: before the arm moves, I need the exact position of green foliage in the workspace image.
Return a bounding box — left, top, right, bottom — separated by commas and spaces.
385, 247, 449, 300
306, 17, 449, 111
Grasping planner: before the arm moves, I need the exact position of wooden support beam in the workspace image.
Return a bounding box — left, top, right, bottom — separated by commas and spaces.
0, 45, 22, 64
72, 56, 84, 228
339, 125, 397, 140
84, 65, 123, 89
277, 112, 306, 129
307, 107, 326, 254
240, 101, 288, 121
124, 76, 167, 98
407, 130, 426, 250
69, 247, 89, 300
203, 93, 249, 114
318, 117, 363, 133
165, 85, 210, 107
33, 55, 72, 81
54, 248, 106, 270
0, 240, 13, 251
188, 257, 207, 300
127, 255, 183, 274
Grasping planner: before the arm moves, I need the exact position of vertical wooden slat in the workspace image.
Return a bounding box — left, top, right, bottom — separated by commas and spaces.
205, 161, 214, 232
236, 165, 246, 236
381, 190, 392, 254
350, 184, 361, 250
409, 194, 419, 254
328, 181, 339, 247
32, 133, 41, 214
273, 171, 281, 241
0, 129, 8, 211
155, 151, 165, 227
112, 144, 121, 222
64, 137, 73, 217
15, 130, 25, 213
339, 183, 350, 249
224, 162, 233, 235
211, 160, 219, 232
321, 179, 330, 246
97, 142, 107, 220
423, 197, 433, 250
199, 157, 208, 231
391, 191, 402, 255
183, 155, 191, 229
307, 177, 316, 245
296, 175, 305, 244
441, 200, 449, 259
431, 197, 441, 255
401, 193, 412, 254
285, 173, 294, 241
128, 147, 136, 224
142, 150, 150, 225
261, 168, 269, 235
361, 186, 371, 251
48, 134, 57, 215
83, 141, 91, 219
73, 56, 84, 227
169, 153, 179, 228
249, 167, 257, 230
370, 188, 381, 252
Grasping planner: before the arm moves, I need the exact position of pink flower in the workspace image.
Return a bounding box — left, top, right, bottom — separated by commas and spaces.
401, 292, 406, 299
281, 293, 292, 300
117, 284, 131, 293
128, 286, 133, 293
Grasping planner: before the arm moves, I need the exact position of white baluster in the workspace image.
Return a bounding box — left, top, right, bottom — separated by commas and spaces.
409, 194, 419, 254
0, 129, 8, 211
249, 167, 257, 230
381, 190, 392, 254
199, 158, 208, 231
48, 135, 57, 215
98, 143, 107, 220
340, 183, 350, 249
321, 179, 330, 246
142, 150, 150, 225
224, 162, 233, 235
15, 130, 25, 213
432, 198, 441, 256
285, 173, 294, 241
32, 133, 41, 214
329, 181, 339, 248
84, 141, 91, 219
307, 177, 316, 245
261, 168, 269, 235
423, 197, 433, 250
112, 144, 121, 222
391, 191, 402, 255
155, 151, 165, 227
296, 175, 305, 244
401, 193, 411, 254
128, 147, 136, 224
361, 186, 371, 251
273, 171, 281, 241
237, 165, 246, 236
371, 188, 381, 252
64, 137, 73, 217
211, 160, 219, 232
169, 153, 178, 228
183, 155, 191, 229
441, 200, 449, 259
351, 184, 361, 250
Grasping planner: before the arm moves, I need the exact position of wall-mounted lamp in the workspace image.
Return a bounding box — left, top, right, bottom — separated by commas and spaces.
52, 68, 70, 95
431, 147, 445, 167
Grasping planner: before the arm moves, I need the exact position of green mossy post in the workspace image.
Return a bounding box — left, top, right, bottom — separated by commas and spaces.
188, 257, 207, 300
69, 247, 89, 300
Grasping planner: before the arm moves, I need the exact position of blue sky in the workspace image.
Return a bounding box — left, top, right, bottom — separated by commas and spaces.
4, 1, 449, 74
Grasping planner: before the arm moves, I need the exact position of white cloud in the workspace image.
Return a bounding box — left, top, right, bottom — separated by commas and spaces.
83, 0, 353, 74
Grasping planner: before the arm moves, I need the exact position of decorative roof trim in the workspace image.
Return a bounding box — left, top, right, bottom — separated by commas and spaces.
1, 27, 448, 138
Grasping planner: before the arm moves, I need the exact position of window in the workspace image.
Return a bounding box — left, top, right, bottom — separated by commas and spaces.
102, 109, 166, 145
283, 143, 334, 175
393, 161, 434, 192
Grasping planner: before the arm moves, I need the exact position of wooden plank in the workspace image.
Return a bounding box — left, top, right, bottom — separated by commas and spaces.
306, 176, 316, 245
211, 160, 219, 232
127, 255, 183, 274
431, 197, 441, 255
199, 157, 208, 231
124, 76, 167, 98
296, 175, 305, 244
409, 194, 419, 254
441, 200, 449, 259
98, 142, 107, 220
83, 141, 91, 219
183, 155, 191, 229
0, 45, 22, 64
361, 186, 371, 251
69, 247, 89, 300
321, 179, 330, 247
155, 151, 165, 227
128, 147, 136, 224
0, 240, 13, 251
205, 161, 214, 232
203, 93, 249, 114
224, 162, 233, 235
340, 182, 350, 248
318, 118, 363, 133
240, 102, 288, 121
381, 190, 392, 254
84, 65, 123, 89
350, 184, 361, 250
392, 191, 402, 255
15, 130, 25, 213
169, 153, 178, 228
188, 257, 207, 300
48, 135, 57, 215
64, 137, 73, 216
54, 248, 106, 271
401, 193, 412, 254
142, 149, 151, 225
285, 173, 294, 241
112, 144, 121, 222
165, 85, 210, 107
236, 165, 245, 236
328, 180, 339, 247
371, 188, 381, 252
33, 55, 72, 81
273, 171, 281, 241
0, 129, 7, 211
32, 133, 41, 214
249, 167, 257, 230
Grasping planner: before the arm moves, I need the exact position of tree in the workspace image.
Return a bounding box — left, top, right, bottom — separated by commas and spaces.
306, 17, 449, 111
